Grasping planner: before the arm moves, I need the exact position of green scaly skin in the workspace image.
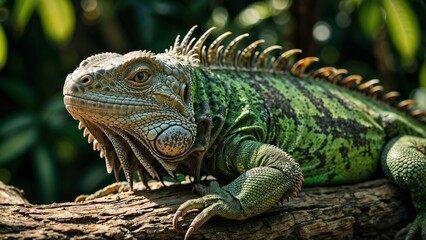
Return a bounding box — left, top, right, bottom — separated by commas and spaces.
63, 26, 426, 239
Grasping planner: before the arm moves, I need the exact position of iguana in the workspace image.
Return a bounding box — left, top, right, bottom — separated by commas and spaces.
63, 26, 426, 239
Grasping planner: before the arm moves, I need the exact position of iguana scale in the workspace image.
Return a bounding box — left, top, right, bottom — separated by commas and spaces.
63, 26, 426, 239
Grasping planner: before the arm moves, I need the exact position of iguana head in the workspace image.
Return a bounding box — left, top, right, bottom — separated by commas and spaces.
63, 42, 200, 182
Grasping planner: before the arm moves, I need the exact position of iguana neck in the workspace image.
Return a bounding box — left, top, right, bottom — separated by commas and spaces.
177, 67, 232, 180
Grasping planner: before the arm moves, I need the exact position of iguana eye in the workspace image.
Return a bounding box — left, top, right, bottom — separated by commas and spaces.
131, 70, 151, 83
126, 68, 152, 86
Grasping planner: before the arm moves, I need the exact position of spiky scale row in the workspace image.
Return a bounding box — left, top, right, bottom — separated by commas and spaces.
168, 26, 425, 122
341, 75, 362, 87
239, 40, 265, 68
223, 33, 249, 66
290, 57, 319, 77
273, 49, 302, 71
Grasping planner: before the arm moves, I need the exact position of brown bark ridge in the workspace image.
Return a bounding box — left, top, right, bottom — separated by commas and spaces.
0, 181, 28, 205
0, 179, 413, 240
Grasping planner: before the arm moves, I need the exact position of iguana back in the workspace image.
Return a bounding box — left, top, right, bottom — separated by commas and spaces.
193, 66, 425, 186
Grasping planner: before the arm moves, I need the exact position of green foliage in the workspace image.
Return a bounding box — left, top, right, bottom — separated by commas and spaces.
381, 0, 420, 62
420, 62, 426, 89
11, 0, 75, 44
0, 0, 424, 204
38, 0, 75, 44
358, 0, 381, 39
10, 0, 38, 34
0, 118, 37, 164
357, 0, 420, 62
0, 25, 6, 69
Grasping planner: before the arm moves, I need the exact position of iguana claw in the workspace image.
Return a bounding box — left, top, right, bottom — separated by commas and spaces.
395, 212, 426, 240
184, 227, 195, 240
172, 181, 243, 239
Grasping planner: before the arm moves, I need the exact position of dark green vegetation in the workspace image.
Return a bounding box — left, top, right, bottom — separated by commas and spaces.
0, 0, 425, 205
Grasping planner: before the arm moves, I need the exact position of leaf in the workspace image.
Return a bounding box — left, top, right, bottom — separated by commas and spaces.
420, 61, 426, 89
0, 127, 37, 164
34, 145, 57, 203
41, 95, 68, 129
0, 112, 35, 136
10, 0, 38, 34
358, 0, 382, 39
0, 79, 38, 108
0, 25, 6, 69
37, 0, 75, 44
381, 0, 420, 61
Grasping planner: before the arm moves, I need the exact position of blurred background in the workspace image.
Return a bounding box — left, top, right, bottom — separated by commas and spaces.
0, 0, 425, 204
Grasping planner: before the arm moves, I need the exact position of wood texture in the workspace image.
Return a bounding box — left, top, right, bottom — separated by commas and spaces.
0, 179, 413, 239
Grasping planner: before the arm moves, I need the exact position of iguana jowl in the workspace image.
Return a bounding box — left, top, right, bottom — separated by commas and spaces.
63, 26, 426, 239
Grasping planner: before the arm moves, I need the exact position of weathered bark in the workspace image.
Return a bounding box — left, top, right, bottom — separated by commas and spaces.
0, 181, 28, 205
0, 179, 413, 240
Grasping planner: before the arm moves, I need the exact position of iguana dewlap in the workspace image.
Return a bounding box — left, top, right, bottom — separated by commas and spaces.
63, 26, 426, 239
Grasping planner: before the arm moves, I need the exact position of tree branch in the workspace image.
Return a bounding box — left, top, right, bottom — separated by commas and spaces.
0, 179, 412, 239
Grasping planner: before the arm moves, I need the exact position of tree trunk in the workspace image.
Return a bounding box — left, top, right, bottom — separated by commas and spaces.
0, 179, 412, 240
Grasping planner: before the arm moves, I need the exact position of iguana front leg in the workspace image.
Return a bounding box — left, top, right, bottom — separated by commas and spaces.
381, 135, 426, 240
173, 138, 303, 239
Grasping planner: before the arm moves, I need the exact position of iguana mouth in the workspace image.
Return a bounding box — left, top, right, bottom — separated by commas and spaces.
64, 95, 161, 114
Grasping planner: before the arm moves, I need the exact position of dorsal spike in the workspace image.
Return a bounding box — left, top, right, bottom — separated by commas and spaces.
273, 49, 302, 70
192, 27, 216, 61
207, 32, 232, 65
234, 50, 242, 67
173, 35, 181, 52
328, 69, 348, 83
78, 121, 85, 130
382, 91, 400, 103
357, 79, 380, 92
180, 25, 197, 51
257, 45, 282, 69
411, 109, 426, 118
290, 57, 319, 77
200, 45, 207, 65
239, 39, 265, 68
340, 75, 362, 87
397, 99, 417, 110
185, 37, 197, 55
223, 33, 249, 66
250, 51, 261, 69
369, 85, 384, 97
217, 45, 225, 66
311, 67, 337, 78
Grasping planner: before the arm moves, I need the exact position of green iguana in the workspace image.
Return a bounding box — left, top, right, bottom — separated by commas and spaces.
63, 26, 426, 239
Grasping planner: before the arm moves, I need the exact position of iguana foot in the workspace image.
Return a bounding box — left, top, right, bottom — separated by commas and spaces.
173, 141, 302, 239
172, 181, 244, 240
395, 211, 426, 240
75, 181, 130, 202
382, 136, 426, 240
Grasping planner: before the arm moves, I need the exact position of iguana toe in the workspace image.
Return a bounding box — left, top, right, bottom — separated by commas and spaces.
395, 212, 426, 240
173, 181, 244, 239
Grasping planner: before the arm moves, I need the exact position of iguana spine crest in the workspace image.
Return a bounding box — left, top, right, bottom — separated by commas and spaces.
168, 25, 425, 122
